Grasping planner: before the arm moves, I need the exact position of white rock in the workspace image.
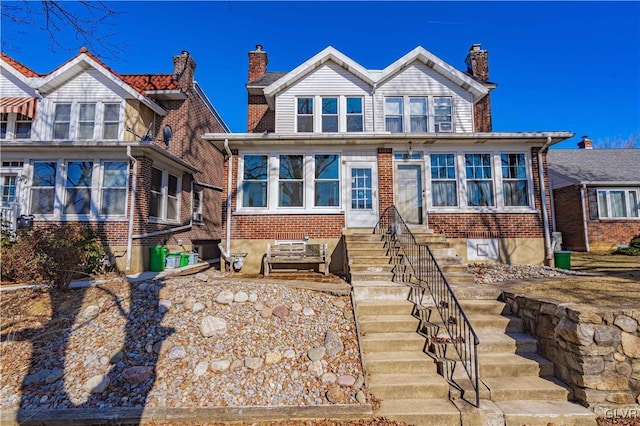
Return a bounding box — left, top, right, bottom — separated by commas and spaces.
83, 375, 109, 394
234, 291, 249, 303
200, 316, 228, 337
82, 305, 100, 320
195, 273, 208, 282
291, 303, 303, 312
265, 351, 282, 365
210, 358, 231, 372
283, 349, 296, 359
302, 308, 315, 316
194, 360, 209, 377
308, 360, 323, 377
215, 290, 234, 305
192, 302, 205, 313
158, 299, 172, 313
248, 293, 258, 303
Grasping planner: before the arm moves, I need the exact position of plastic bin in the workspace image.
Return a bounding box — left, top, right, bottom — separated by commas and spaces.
554, 251, 572, 270
188, 253, 199, 265
180, 253, 190, 267
149, 246, 168, 272
166, 253, 181, 269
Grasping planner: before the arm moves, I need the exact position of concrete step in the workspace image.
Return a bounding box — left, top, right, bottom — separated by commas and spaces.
475, 330, 538, 354
483, 375, 570, 401
478, 352, 554, 378
495, 400, 597, 426
440, 263, 469, 273
360, 331, 425, 352
444, 271, 476, 285
359, 314, 419, 333
459, 299, 507, 315
430, 248, 459, 258
364, 351, 438, 374
347, 247, 398, 257
354, 299, 415, 316
350, 271, 403, 283
448, 284, 503, 300
352, 281, 411, 300
469, 314, 523, 332
376, 398, 460, 426
368, 373, 450, 399
348, 256, 401, 265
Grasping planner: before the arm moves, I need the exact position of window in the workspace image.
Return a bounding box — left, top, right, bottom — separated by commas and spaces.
65, 161, 93, 215
346, 97, 363, 132
1, 175, 17, 207
315, 154, 340, 207
410, 98, 428, 132
149, 167, 180, 221
100, 161, 128, 215
278, 154, 304, 207
242, 155, 268, 208
321, 97, 338, 132
103, 103, 120, 139
14, 113, 32, 139
30, 162, 57, 214
0, 113, 7, 139
385, 98, 403, 132
465, 154, 494, 206
77, 103, 96, 139
501, 153, 529, 207
351, 168, 372, 210
193, 189, 203, 223
297, 98, 313, 132
597, 189, 639, 219
434, 97, 452, 132
53, 103, 71, 139
431, 154, 457, 207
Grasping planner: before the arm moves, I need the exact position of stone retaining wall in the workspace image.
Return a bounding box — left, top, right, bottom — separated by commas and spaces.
501, 291, 640, 416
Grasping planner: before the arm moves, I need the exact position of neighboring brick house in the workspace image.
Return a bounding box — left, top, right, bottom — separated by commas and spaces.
203, 44, 574, 274
548, 137, 640, 252
1, 49, 229, 273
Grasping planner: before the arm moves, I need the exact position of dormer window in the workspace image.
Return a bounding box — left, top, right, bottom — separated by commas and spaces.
297, 98, 314, 132
385, 96, 454, 133
410, 98, 428, 132
385, 98, 403, 132
53, 103, 72, 139
78, 103, 96, 139
0, 112, 33, 140
346, 97, 363, 132
434, 97, 452, 132
103, 103, 120, 139
321, 97, 338, 132
296, 96, 365, 133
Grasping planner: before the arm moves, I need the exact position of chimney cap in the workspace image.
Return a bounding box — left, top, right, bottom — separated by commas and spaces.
181, 50, 189, 56
255, 44, 263, 52
470, 44, 482, 51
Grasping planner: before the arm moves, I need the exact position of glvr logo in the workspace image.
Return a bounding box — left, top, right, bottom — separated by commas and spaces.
604, 408, 639, 419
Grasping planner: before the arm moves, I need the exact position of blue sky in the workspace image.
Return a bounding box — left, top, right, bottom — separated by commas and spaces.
2, 1, 639, 149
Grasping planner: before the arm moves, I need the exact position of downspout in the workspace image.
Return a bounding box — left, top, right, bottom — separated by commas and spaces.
538, 136, 553, 266
224, 138, 232, 259
371, 82, 377, 132
126, 146, 137, 271
580, 183, 591, 252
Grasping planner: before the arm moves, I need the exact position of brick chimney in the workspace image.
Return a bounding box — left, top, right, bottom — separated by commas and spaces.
248, 44, 268, 83
465, 44, 492, 132
173, 51, 196, 92
578, 136, 593, 149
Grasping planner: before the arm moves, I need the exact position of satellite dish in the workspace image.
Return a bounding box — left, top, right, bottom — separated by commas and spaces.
162, 125, 172, 147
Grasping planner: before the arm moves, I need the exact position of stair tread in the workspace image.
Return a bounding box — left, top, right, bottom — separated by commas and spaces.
478, 351, 551, 365
475, 330, 537, 344
369, 373, 448, 386
361, 331, 425, 341
365, 350, 433, 362
495, 399, 596, 418
359, 314, 419, 322
483, 375, 568, 391
376, 398, 459, 415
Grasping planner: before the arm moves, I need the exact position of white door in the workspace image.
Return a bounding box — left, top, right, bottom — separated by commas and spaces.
396, 164, 423, 224
346, 162, 378, 227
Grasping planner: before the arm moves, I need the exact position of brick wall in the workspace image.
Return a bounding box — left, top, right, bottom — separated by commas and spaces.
377, 148, 393, 214
230, 214, 344, 239
587, 219, 640, 251
248, 94, 274, 133
429, 213, 544, 238
552, 185, 587, 250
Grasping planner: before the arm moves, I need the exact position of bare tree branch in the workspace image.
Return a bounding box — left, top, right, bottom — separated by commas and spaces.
595, 131, 639, 149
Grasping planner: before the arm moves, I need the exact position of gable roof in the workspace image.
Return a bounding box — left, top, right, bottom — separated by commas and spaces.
377, 46, 492, 101
548, 149, 640, 185
1, 52, 40, 77
120, 74, 180, 91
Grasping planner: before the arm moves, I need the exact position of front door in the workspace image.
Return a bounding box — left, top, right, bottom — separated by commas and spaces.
395, 164, 423, 224
346, 162, 378, 227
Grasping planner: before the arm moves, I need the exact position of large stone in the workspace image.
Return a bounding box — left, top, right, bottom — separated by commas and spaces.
183, 296, 196, 311
122, 366, 154, 384
167, 345, 186, 359
594, 325, 621, 346
194, 361, 209, 377
83, 375, 109, 393
210, 358, 231, 372
605, 392, 636, 404
200, 316, 227, 337
245, 357, 263, 370
621, 332, 640, 358
326, 384, 348, 403
260, 307, 272, 318
321, 372, 337, 384
616, 362, 633, 377
272, 305, 289, 319
195, 273, 208, 282
82, 305, 100, 320
45, 369, 64, 384
324, 329, 344, 356
337, 374, 356, 387
265, 351, 282, 365
308, 360, 323, 377
158, 299, 172, 313
307, 346, 326, 361
234, 291, 249, 303
614, 315, 638, 333
555, 318, 594, 346
215, 290, 235, 305
192, 302, 205, 313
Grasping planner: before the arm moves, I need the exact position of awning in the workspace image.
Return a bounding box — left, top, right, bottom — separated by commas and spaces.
0, 97, 37, 118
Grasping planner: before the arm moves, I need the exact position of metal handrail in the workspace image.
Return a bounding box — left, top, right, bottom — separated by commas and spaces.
375, 205, 480, 407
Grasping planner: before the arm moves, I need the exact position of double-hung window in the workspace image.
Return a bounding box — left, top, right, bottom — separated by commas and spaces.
15, 114, 32, 139
78, 103, 96, 140
410, 98, 428, 132
100, 161, 128, 215
149, 167, 180, 221
346, 97, 363, 132
1, 175, 18, 207
65, 161, 93, 215
278, 154, 304, 207
465, 153, 494, 207
0, 113, 7, 139
314, 154, 340, 207
297, 98, 314, 132
321, 97, 338, 132
1, 113, 32, 139
431, 154, 457, 207
501, 153, 529, 207
192, 189, 203, 223
597, 189, 639, 219
30, 161, 57, 214
53, 103, 72, 139
385, 98, 403, 132
103, 103, 120, 139
434, 97, 452, 132
242, 155, 268, 208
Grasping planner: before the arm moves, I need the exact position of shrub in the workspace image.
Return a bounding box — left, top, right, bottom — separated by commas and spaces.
613, 233, 640, 256
0, 223, 105, 290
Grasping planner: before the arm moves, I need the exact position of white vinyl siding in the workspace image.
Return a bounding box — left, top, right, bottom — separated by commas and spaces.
275, 62, 373, 133
376, 63, 474, 133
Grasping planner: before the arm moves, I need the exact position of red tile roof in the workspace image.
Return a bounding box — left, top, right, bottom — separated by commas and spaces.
120, 74, 180, 91
1, 52, 40, 77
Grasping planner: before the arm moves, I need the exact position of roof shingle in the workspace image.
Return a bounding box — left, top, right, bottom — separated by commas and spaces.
548, 149, 640, 184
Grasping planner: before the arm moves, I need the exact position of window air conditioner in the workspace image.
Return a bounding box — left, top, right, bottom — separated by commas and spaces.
435, 123, 453, 133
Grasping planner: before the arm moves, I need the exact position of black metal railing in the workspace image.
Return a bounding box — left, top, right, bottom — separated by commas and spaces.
375, 206, 480, 407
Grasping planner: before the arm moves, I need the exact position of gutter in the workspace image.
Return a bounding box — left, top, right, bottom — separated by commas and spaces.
538, 136, 553, 266
580, 184, 591, 252
126, 146, 137, 271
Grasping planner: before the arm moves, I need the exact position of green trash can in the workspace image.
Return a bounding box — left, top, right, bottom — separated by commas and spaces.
180, 253, 190, 267
149, 246, 168, 272
554, 251, 572, 270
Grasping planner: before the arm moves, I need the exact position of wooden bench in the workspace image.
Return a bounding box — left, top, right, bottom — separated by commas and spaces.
263, 237, 329, 276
